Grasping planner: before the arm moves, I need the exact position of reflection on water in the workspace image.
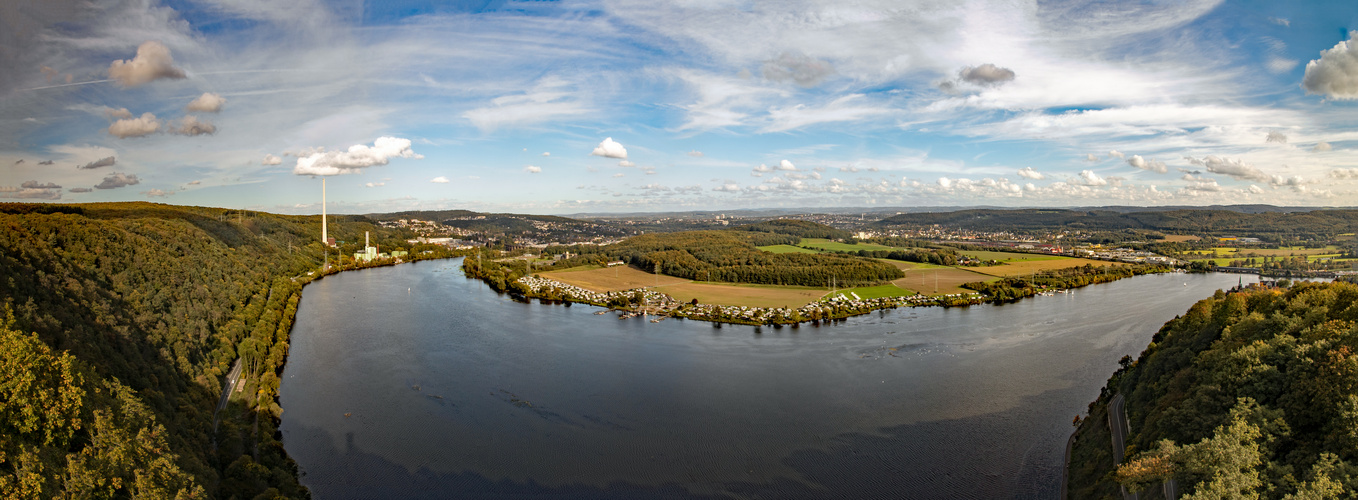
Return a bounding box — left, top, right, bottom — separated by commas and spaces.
279, 259, 1252, 499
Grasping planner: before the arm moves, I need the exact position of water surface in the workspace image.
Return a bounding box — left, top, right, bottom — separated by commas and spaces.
279, 259, 1253, 499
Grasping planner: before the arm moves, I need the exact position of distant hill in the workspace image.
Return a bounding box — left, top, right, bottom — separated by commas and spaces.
729, 219, 852, 240
873, 208, 1358, 239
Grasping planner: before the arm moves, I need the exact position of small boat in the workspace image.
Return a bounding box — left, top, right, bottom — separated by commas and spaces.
594, 310, 608, 315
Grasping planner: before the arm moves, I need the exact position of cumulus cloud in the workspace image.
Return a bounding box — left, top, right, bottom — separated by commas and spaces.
1076, 170, 1107, 186
262, 154, 282, 165
142, 189, 174, 197
0, 185, 61, 200
618, 160, 635, 167
542, 152, 551, 156
21, 181, 60, 189
430, 176, 450, 183
1313, 141, 1333, 152
106, 107, 133, 120
957, 63, 1016, 86
1084, 153, 1099, 162
937, 177, 952, 189
753, 164, 775, 174
108, 113, 160, 138
590, 137, 628, 159
364, 182, 384, 188
78, 156, 117, 170
1302, 33, 1358, 99
1265, 131, 1288, 143
1127, 155, 1168, 174
293, 137, 422, 176
1185, 155, 1268, 182
68, 188, 92, 193
1330, 168, 1358, 179
762, 50, 834, 87
170, 115, 216, 136
95, 172, 140, 190
186, 93, 226, 113
525, 165, 542, 173
713, 182, 740, 192
1017, 167, 1045, 180
778, 159, 796, 171
107, 41, 186, 87
687, 150, 704, 157
1108, 150, 1126, 159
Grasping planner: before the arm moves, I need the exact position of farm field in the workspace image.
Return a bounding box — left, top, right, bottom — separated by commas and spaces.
828, 284, 916, 301
960, 250, 1065, 262
542, 265, 689, 292
1161, 234, 1201, 242
756, 244, 819, 254
799, 238, 894, 252
966, 258, 1115, 278
651, 282, 827, 308
878, 259, 951, 271
892, 267, 995, 295
1185, 246, 1341, 257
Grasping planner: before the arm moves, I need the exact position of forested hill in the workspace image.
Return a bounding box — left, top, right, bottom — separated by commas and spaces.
730, 218, 852, 240
874, 208, 1358, 239
1068, 281, 1358, 498
0, 202, 441, 498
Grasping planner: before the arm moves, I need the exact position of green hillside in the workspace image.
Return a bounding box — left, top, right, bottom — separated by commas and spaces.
1069, 281, 1358, 498
0, 202, 450, 499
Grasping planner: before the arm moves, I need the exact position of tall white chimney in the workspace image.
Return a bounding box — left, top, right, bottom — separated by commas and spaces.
321, 178, 328, 245
365, 231, 369, 248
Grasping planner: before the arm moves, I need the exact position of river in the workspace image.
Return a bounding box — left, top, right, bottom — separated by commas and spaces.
278, 259, 1255, 499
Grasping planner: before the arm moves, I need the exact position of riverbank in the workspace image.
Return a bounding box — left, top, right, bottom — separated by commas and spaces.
496, 261, 1178, 326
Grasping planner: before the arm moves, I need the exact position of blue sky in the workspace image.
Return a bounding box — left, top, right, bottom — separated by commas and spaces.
2, 0, 1358, 214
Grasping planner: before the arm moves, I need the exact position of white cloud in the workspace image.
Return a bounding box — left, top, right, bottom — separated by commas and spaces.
1017, 167, 1044, 179
1185, 155, 1267, 182
364, 182, 385, 188
107, 41, 186, 87
525, 165, 542, 173
1302, 33, 1358, 99
687, 150, 703, 157
618, 160, 635, 167
1266, 57, 1298, 74
293, 137, 423, 176
108, 112, 160, 138
431, 176, 450, 183
761, 50, 835, 87
1265, 131, 1287, 143
0, 185, 62, 200
1075, 170, 1107, 186
1269, 17, 1290, 27
1329, 169, 1358, 179
1126, 155, 1168, 174
1108, 150, 1126, 159
591, 137, 628, 159
542, 152, 551, 156
1313, 141, 1332, 152
186, 92, 226, 113
262, 154, 282, 165
462, 76, 589, 130
937, 177, 952, 189
170, 115, 216, 136
763, 94, 889, 133
106, 107, 133, 120
1084, 153, 1099, 162
612, 173, 624, 178
142, 188, 174, 198
778, 159, 796, 171
713, 182, 740, 192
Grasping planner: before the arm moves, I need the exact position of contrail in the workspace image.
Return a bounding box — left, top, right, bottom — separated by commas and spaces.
18, 79, 114, 91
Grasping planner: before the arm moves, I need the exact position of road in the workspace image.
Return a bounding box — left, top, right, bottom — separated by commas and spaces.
212, 359, 242, 434
1108, 394, 1139, 500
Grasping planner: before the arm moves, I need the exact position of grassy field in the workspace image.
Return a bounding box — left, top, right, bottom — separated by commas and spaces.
960, 250, 1065, 262
877, 259, 952, 271
542, 265, 690, 292
651, 282, 828, 308
892, 267, 995, 295
828, 283, 917, 300
756, 244, 819, 254
1161, 234, 1201, 242
966, 257, 1115, 278
799, 238, 894, 252
1185, 246, 1341, 257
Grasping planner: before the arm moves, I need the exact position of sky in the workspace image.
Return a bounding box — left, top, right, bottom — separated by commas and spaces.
2, 0, 1358, 215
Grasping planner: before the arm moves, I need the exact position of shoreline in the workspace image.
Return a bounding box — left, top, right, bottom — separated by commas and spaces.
498, 264, 1181, 326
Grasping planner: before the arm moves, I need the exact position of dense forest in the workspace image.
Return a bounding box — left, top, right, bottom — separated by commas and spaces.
0, 202, 450, 499
729, 219, 852, 240
875, 208, 1358, 241
1068, 281, 1358, 498
543, 225, 903, 288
